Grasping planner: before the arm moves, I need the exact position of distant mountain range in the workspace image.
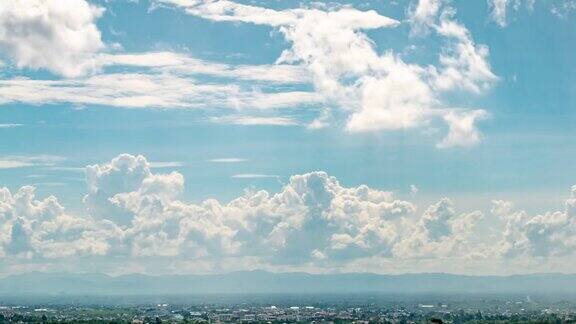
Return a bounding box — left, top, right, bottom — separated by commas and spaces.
1, 271, 576, 296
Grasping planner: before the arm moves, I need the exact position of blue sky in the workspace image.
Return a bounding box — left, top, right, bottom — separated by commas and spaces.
1, 0, 576, 275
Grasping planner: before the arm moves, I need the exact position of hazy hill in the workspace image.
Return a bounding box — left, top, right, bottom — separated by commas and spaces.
1, 271, 575, 296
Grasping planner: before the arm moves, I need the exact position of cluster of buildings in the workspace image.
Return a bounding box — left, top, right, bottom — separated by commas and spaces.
1, 297, 576, 323
127, 304, 362, 323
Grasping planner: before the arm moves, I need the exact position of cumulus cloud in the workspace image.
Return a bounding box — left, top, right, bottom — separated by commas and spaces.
492, 186, 576, 258
3, 153, 576, 273
0, 186, 110, 259
0, 0, 104, 77
0, 153, 486, 270
394, 198, 483, 258
80, 155, 420, 263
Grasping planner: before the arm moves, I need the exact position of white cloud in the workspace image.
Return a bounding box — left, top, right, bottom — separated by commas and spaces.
149, 161, 185, 168
84, 154, 159, 227
492, 186, 576, 258
551, 0, 576, 18
161, 0, 496, 148
408, 2, 498, 94
231, 174, 278, 179
432, 9, 499, 93
0, 3, 318, 116
208, 158, 248, 163
489, 0, 510, 26
437, 110, 488, 149
97, 51, 310, 84
0, 155, 65, 169
30, 182, 67, 187
394, 198, 483, 259
44, 166, 84, 172
0, 3, 317, 114
72, 154, 493, 266
159, 0, 399, 28
0, 153, 484, 270
4, 153, 576, 273
488, 0, 534, 26
0, 0, 104, 77
0, 0, 499, 147
0, 186, 110, 259
211, 116, 299, 126
0, 123, 22, 128
343, 56, 436, 132
80, 154, 239, 257
0, 74, 320, 110
408, 0, 443, 34
0, 160, 33, 169
0, 11, 318, 111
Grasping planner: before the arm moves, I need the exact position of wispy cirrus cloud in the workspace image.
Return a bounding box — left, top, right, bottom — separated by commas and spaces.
211, 116, 299, 126
0, 74, 320, 110
43, 166, 85, 173
231, 173, 279, 179
487, 0, 535, 26
0, 155, 65, 169
0, 160, 33, 169
208, 158, 248, 163
0, 124, 23, 128
149, 161, 185, 168
97, 52, 310, 84
29, 182, 67, 187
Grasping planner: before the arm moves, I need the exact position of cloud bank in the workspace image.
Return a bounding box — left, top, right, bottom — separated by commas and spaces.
2, 154, 575, 274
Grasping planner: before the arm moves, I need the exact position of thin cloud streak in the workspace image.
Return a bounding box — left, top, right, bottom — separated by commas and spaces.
208, 158, 248, 163
211, 116, 299, 126
231, 174, 279, 179
0, 155, 66, 169
149, 161, 185, 168
0, 124, 23, 128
